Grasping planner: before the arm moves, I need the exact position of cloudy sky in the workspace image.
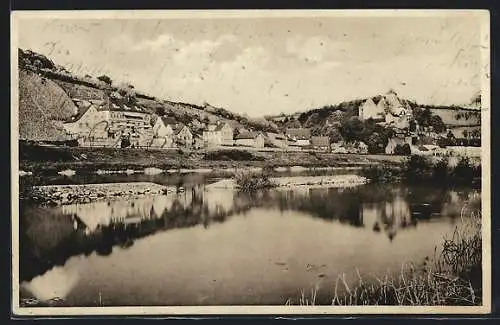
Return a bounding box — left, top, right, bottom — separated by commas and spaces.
16, 12, 486, 117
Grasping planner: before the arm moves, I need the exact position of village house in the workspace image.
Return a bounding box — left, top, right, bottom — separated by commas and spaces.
151, 116, 176, 148
217, 122, 234, 146
174, 123, 193, 148
234, 131, 265, 148
202, 121, 234, 147
310, 136, 330, 151
63, 97, 153, 148
286, 128, 311, 147
203, 124, 221, 147
264, 132, 288, 149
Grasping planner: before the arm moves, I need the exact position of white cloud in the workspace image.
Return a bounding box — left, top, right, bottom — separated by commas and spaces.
286, 35, 348, 64
18, 18, 482, 117
132, 33, 176, 51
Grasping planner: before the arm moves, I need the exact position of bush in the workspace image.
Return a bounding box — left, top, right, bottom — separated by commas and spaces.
433, 157, 449, 181
452, 157, 480, 183
401, 143, 412, 155
234, 171, 276, 192
402, 155, 433, 182
120, 137, 131, 148
401, 155, 480, 185
394, 144, 404, 155
361, 165, 401, 183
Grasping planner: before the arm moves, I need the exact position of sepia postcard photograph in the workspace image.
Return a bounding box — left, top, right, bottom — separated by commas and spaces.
10, 9, 491, 316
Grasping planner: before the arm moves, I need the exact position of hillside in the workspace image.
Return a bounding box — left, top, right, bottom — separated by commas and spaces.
17, 48, 481, 145
268, 94, 480, 130
18, 70, 77, 141
17, 48, 280, 142
267, 90, 481, 139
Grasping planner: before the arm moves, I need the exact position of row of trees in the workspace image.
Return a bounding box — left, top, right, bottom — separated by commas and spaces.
339, 117, 395, 154
410, 107, 447, 133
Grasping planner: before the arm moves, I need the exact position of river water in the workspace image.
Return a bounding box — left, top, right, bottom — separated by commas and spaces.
18, 170, 479, 306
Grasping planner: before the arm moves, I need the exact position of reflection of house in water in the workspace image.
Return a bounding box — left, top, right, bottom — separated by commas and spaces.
60, 195, 176, 233
439, 190, 464, 218
21, 191, 238, 284
361, 195, 414, 241
203, 189, 235, 218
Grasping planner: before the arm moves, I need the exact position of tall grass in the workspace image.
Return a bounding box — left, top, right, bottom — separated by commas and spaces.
289, 193, 482, 306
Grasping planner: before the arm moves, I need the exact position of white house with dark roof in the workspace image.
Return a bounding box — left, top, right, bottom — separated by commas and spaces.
235, 131, 265, 148
216, 122, 234, 146
173, 123, 193, 148
310, 136, 330, 151
202, 121, 234, 147
151, 116, 177, 148
286, 128, 311, 147
63, 97, 153, 147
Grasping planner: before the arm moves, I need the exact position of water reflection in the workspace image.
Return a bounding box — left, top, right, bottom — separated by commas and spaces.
20, 184, 476, 288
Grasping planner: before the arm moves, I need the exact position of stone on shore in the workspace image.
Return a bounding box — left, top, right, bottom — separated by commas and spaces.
29, 182, 167, 206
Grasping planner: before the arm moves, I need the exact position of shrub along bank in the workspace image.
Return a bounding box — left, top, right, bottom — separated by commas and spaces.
362, 155, 481, 186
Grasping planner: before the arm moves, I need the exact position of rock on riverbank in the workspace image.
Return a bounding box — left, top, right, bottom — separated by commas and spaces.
28, 182, 168, 206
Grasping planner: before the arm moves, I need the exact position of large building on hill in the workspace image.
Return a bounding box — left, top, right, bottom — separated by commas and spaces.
358, 90, 412, 129
63, 97, 153, 147
358, 97, 386, 121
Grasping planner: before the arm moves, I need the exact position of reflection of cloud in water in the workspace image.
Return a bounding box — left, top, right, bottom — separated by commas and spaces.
21, 264, 79, 302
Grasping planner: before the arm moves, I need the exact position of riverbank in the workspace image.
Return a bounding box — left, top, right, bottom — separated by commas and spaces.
19, 144, 404, 175
288, 193, 482, 306
25, 182, 169, 206
23, 174, 368, 205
